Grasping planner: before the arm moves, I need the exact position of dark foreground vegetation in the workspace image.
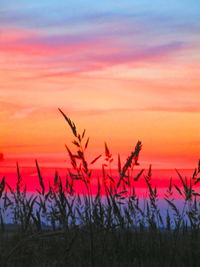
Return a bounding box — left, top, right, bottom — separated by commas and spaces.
0, 109, 200, 267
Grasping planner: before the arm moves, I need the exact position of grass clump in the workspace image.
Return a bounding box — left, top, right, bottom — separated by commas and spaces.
0, 109, 200, 266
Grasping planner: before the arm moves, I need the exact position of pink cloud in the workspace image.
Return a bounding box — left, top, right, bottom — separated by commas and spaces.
0, 28, 104, 57
0, 28, 188, 79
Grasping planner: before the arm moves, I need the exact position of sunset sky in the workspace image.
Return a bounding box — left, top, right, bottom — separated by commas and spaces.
0, 0, 200, 169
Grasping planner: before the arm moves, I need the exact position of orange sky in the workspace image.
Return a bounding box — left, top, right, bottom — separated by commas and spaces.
0, 0, 200, 169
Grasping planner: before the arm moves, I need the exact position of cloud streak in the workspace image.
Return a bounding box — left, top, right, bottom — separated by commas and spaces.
11, 107, 39, 119
0, 27, 188, 80
57, 105, 200, 116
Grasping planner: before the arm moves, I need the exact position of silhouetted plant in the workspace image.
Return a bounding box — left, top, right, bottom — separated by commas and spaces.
0, 111, 199, 266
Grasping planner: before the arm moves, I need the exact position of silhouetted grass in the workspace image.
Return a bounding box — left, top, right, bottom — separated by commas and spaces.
0, 109, 199, 266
